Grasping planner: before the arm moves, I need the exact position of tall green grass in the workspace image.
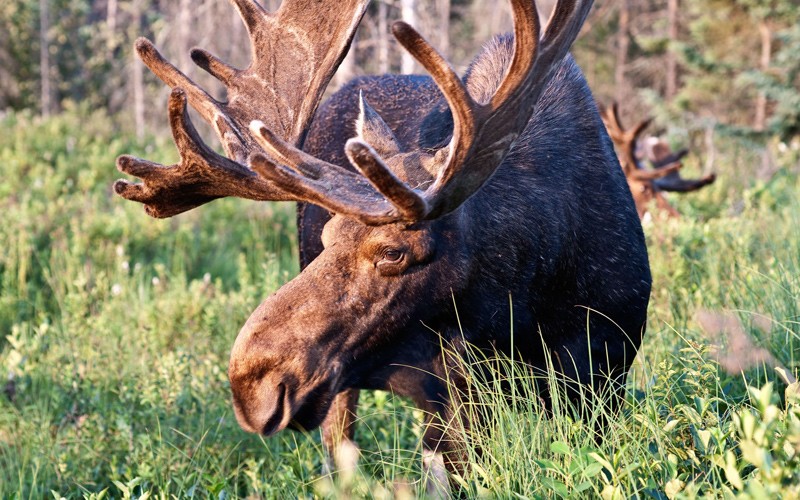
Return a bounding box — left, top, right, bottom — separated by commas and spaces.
1, 106, 799, 498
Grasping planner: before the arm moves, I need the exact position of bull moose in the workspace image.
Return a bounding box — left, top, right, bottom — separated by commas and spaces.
113, 0, 650, 475
600, 102, 717, 219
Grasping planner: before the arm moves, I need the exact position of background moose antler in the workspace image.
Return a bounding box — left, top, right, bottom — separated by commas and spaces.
643, 136, 718, 192
600, 102, 716, 218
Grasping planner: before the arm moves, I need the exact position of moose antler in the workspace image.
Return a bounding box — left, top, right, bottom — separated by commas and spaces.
600, 102, 720, 186
114, 0, 369, 217
390, 0, 594, 219
645, 138, 717, 192
600, 103, 660, 177
600, 102, 717, 218
116, 0, 592, 225
246, 0, 594, 224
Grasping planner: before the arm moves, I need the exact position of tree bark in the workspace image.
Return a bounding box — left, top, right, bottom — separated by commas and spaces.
107, 0, 118, 39
614, 0, 630, 104
132, 0, 145, 140
754, 20, 772, 132
436, 0, 450, 58
39, 0, 52, 117
178, 0, 192, 70
401, 0, 417, 74
665, 0, 679, 100
377, 1, 390, 74
230, 0, 245, 67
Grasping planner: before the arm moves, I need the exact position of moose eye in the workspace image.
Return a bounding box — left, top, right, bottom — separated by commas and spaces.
376, 248, 406, 276
381, 249, 404, 263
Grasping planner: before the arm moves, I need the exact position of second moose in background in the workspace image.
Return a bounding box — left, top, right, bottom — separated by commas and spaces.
601, 102, 717, 219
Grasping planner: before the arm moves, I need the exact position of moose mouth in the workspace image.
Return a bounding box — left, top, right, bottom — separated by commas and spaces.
286, 383, 337, 433
259, 380, 338, 436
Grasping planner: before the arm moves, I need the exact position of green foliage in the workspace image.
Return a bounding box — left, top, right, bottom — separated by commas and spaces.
647, 0, 800, 144
1, 109, 800, 497
750, 22, 800, 140
2, 1, 799, 147
0, 107, 308, 498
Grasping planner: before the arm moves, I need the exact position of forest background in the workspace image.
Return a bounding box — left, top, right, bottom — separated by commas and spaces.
2, 0, 799, 147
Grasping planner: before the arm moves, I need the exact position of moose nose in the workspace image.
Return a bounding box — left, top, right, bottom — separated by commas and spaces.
231, 380, 288, 436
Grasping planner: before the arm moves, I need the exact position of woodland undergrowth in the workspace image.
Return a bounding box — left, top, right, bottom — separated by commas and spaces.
1, 107, 799, 498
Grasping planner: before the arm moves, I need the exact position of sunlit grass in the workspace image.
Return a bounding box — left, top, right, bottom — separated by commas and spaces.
1, 107, 799, 497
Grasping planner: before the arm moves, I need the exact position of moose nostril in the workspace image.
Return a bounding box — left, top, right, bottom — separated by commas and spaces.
232, 380, 288, 436
261, 382, 287, 436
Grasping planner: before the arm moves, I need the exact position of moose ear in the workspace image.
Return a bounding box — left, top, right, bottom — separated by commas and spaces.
355, 91, 402, 157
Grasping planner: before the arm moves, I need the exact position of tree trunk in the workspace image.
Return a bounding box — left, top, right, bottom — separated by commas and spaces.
614, 0, 630, 104
436, 0, 450, 58
132, 0, 145, 140
230, 0, 245, 67
107, 0, 118, 40
178, 0, 192, 70
665, 0, 679, 100
754, 20, 772, 132
39, 0, 52, 117
400, 0, 417, 74
377, 0, 389, 74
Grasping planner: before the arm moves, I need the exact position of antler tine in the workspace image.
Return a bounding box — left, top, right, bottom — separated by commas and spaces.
629, 161, 681, 181
344, 140, 429, 220
654, 171, 717, 192
390, 22, 477, 181
644, 138, 716, 192
229, 0, 269, 36
630, 117, 653, 143
247, 121, 425, 223
609, 102, 624, 133
115, 89, 292, 218
135, 38, 222, 125
603, 102, 651, 141
191, 48, 239, 85
650, 148, 688, 168
621, 116, 652, 173
599, 104, 615, 131
115, 0, 370, 218
391, 0, 593, 219
489, 0, 540, 112
600, 102, 625, 142
600, 101, 652, 175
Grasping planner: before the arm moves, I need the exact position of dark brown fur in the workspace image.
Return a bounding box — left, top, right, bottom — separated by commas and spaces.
232, 38, 651, 469
114, 0, 649, 475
